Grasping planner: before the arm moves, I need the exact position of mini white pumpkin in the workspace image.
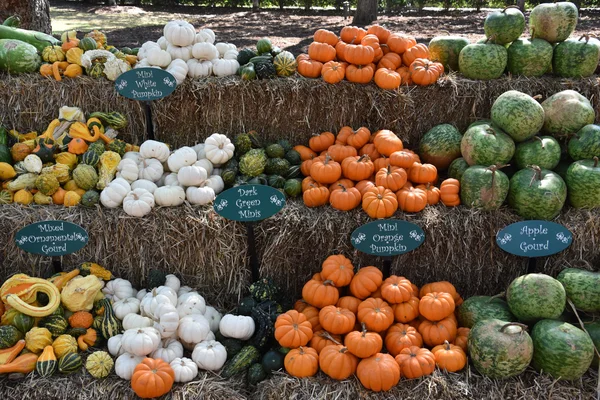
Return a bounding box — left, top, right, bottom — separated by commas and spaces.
139, 140, 170, 162
178, 314, 211, 344
178, 286, 194, 297
167, 58, 189, 85
140, 292, 174, 319
212, 58, 240, 77
116, 159, 139, 183
121, 327, 161, 356
136, 288, 148, 301
154, 185, 186, 206
193, 158, 213, 176
123, 188, 155, 218
146, 47, 172, 68
122, 313, 154, 331
164, 20, 196, 47
192, 42, 218, 61
205, 331, 216, 341
223, 49, 239, 60
167, 44, 192, 61
204, 133, 234, 164
138, 41, 160, 60
219, 314, 255, 340
154, 303, 179, 339
157, 36, 169, 50
192, 340, 227, 371
215, 42, 237, 57
186, 184, 215, 205
151, 338, 184, 363
138, 158, 164, 182
123, 151, 143, 164
187, 59, 212, 78
107, 334, 125, 357
177, 291, 202, 306
205, 175, 225, 194
102, 278, 134, 302
112, 297, 141, 320
131, 179, 158, 194
115, 353, 145, 380
194, 28, 215, 44
212, 167, 222, 176
23, 154, 42, 174
204, 306, 222, 332
176, 294, 206, 318
164, 274, 180, 293
171, 357, 198, 383
100, 178, 131, 208
167, 147, 198, 172
178, 165, 208, 187
134, 59, 150, 68
193, 143, 207, 159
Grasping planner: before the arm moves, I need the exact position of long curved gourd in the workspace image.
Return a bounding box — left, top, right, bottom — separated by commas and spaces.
0, 340, 25, 365
0, 353, 39, 374
0, 274, 60, 317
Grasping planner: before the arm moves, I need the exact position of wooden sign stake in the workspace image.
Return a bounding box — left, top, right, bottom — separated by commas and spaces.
52, 256, 62, 274
527, 257, 537, 274
382, 256, 393, 278
246, 223, 260, 282
144, 101, 155, 140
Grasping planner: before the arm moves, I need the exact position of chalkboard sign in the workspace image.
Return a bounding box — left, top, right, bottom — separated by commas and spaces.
15, 221, 89, 256
115, 68, 177, 101
496, 220, 572, 257
213, 185, 286, 222
351, 219, 426, 256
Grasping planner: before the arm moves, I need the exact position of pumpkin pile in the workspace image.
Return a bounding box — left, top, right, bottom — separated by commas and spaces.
297, 25, 444, 89
0, 107, 136, 208
298, 127, 459, 217
274, 254, 469, 391
237, 38, 298, 80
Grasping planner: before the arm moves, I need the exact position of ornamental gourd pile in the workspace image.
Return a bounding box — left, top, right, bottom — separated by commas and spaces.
297, 25, 444, 89
274, 254, 469, 391
298, 127, 460, 217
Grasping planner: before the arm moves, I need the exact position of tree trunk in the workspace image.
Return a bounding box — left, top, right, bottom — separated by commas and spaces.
252, 0, 259, 11
0, 0, 52, 34
516, 0, 525, 11
352, 0, 377, 25
106, 0, 117, 5
304, 0, 312, 11
385, 0, 392, 14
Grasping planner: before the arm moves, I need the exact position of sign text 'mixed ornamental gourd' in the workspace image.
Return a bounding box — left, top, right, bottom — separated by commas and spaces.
14, 221, 89, 256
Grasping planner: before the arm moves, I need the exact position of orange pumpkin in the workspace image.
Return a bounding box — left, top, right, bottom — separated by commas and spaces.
275, 310, 314, 348
385, 323, 423, 356
68, 138, 88, 155
300, 305, 321, 331
454, 327, 470, 353
367, 25, 391, 44
319, 305, 356, 335
61, 37, 80, 52
440, 178, 461, 206
419, 292, 456, 322
377, 52, 402, 70
395, 346, 436, 379
390, 150, 417, 169
418, 316, 457, 347
356, 353, 400, 392
310, 154, 342, 184
308, 42, 337, 63
314, 29, 339, 46
131, 358, 175, 399
431, 340, 467, 372
416, 183, 441, 205
302, 176, 323, 192
294, 145, 318, 161
335, 41, 348, 62
396, 65, 413, 85
410, 58, 443, 86
11, 143, 32, 162
357, 297, 394, 332
355, 180, 376, 196
402, 43, 430, 66
346, 64, 374, 84
309, 330, 342, 354
419, 281, 459, 300
344, 43, 375, 65
294, 299, 310, 312
373, 155, 391, 172
340, 26, 367, 44
321, 61, 346, 84
309, 132, 335, 153
397, 187, 428, 213
329, 184, 362, 212
319, 344, 359, 380
362, 186, 398, 219
387, 34, 416, 54
361, 34, 383, 62
374, 68, 402, 90
303, 184, 330, 207
408, 162, 438, 184
327, 144, 357, 162
349, 266, 383, 299
375, 165, 408, 192
359, 143, 381, 160
329, 179, 354, 192
345, 323, 383, 358
380, 275, 413, 304
336, 296, 361, 314
298, 58, 324, 78
341, 155, 374, 181
284, 346, 319, 377
392, 296, 421, 323
373, 130, 403, 156
338, 126, 371, 149
51, 187, 66, 205
302, 279, 339, 308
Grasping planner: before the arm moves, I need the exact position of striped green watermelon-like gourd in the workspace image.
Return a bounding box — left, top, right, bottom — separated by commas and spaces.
556, 268, 600, 312
456, 296, 516, 329
12, 312, 35, 334
72, 164, 99, 191
0, 39, 41, 74
221, 345, 261, 378
58, 352, 83, 374
99, 299, 122, 340
87, 141, 106, 157
40, 315, 68, 338
36, 345, 57, 377
80, 151, 100, 166
273, 51, 297, 77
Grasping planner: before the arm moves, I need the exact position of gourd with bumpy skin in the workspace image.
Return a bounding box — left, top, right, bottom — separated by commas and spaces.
53, 334, 78, 358
85, 350, 113, 378
24, 327, 51, 353
96, 151, 121, 189
60, 275, 103, 312
73, 164, 99, 190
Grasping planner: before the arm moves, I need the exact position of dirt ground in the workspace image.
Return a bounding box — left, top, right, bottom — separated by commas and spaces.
50, 1, 600, 54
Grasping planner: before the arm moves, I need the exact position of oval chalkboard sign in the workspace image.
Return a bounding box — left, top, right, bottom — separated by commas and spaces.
115, 68, 177, 101
15, 221, 89, 256
351, 219, 426, 256
213, 185, 286, 222
496, 220, 572, 258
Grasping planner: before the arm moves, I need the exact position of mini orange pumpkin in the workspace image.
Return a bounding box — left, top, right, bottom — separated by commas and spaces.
309, 132, 335, 153
349, 266, 383, 299
375, 165, 408, 192
329, 179, 354, 192
397, 187, 428, 213
385, 323, 423, 356
377, 52, 402, 70
419, 292, 456, 321
303, 184, 330, 207
392, 296, 421, 323
327, 144, 357, 162
361, 34, 383, 62
402, 43, 430, 66
395, 346, 436, 379
373, 130, 403, 156
431, 340, 467, 372
321, 61, 346, 84
387, 34, 416, 54
345, 323, 383, 358
440, 178, 461, 206
310, 154, 342, 184
341, 155, 374, 181
410, 58, 443, 86
284, 346, 319, 377
275, 310, 314, 348
321, 254, 354, 287
357, 297, 394, 332
338, 126, 371, 149
418, 316, 458, 347
355, 180, 376, 196
359, 143, 381, 160
362, 186, 398, 219
336, 296, 361, 314
345, 64, 374, 84
356, 353, 400, 392
396, 65, 413, 85
340, 26, 367, 44
309, 330, 342, 354
319, 343, 359, 380
300, 305, 321, 331
308, 42, 337, 63
416, 183, 441, 205
380, 275, 413, 304
294, 145, 318, 161
298, 58, 324, 78
367, 25, 391, 44
390, 150, 417, 169
302, 279, 339, 308
408, 162, 438, 184
454, 327, 470, 353
314, 29, 339, 46
131, 358, 175, 399
375, 68, 402, 90
319, 306, 356, 335
373, 155, 391, 172
419, 281, 459, 300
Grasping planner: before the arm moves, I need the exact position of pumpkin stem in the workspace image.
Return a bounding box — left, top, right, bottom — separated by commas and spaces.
579, 34, 590, 43
361, 322, 368, 337
533, 136, 545, 148
322, 279, 336, 287
443, 340, 451, 350
489, 292, 505, 301
298, 346, 305, 355
324, 154, 332, 165
321, 331, 342, 345
485, 127, 496, 136
500, 322, 529, 334
358, 154, 370, 163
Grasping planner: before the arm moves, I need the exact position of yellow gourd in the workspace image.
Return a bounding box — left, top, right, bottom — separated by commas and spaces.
63, 64, 83, 78
48, 269, 80, 292
41, 163, 71, 183
42, 46, 66, 63
69, 122, 100, 143
33, 192, 52, 205
66, 47, 84, 66
0, 162, 16, 180
97, 151, 121, 190
14, 189, 33, 205
25, 327, 53, 353
40, 63, 53, 78
0, 274, 61, 317
63, 191, 81, 207
60, 275, 103, 312
52, 334, 77, 358
63, 179, 79, 191
80, 262, 112, 281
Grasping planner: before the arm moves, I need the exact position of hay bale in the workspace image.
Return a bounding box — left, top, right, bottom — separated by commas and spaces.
1, 202, 597, 303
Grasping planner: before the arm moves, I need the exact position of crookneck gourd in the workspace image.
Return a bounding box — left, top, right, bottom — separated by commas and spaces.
0, 274, 60, 317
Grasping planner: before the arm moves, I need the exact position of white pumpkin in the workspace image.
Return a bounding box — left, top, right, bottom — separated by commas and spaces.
204, 133, 234, 164
164, 20, 196, 47
205, 331, 216, 341
219, 314, 255, 340
116, 159, 139, 183
223, 49, 239, 60
204, 306, 222, 332
176, 294, 206, 318
151, 338, 184, 364
102, 278, 134, 302
192, 42, 218, 61
171, 357, 198, 383
123, 188, 155, 218
212, 58, 239, 77
112, 297, 141, 320
167, 43, 192, 61
157, 36, 169, 50
154, 185, 186, 206
187, 59, 213, 78
138, 41, 160, 60
23, 154, 42, 174
195, 28, 215, 44
215, 42, 237, 57
138, 158, 164, 182
167, 58, 189, 85
178, 314, 211, 344
163, 172, 181, 187
123, 151, 143, 164
178, 165, 208, 187
134, 59, 150, 68
154, 303, 179, 338
140, 293, 173, 319
186, 185, 215, 205
146, 47, 172, 68
100, 178, 131, 208
131, 288, 138, 298
167, 147, 198, 172
177, 286, 194, 297
107, 334, 126, 357
193, 158, 213, 176
122, 313, 154, 331
136, 288, 148, 301
205, 175, 225, 194
139, 140, 170, 162
212, 167, 222, 176
121, 327, 161, 356
177, 291, 202, 306
115, 353, 145, 380
131, 179, 158, 194
191, 340, 227, 371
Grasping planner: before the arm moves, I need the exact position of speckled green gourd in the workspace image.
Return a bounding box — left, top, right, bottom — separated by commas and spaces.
506, 274, 566, 322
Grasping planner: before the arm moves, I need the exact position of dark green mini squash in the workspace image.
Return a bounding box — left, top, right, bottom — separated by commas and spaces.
221, 345, 260, 378
261, 350, 285, 373
81, 190, 100, 207
40, 315, 68, 338
80, 150, 100, 166
0, 325, 22, 349
12, 312, 35, 334
237, 297, 257, 316
267, 175, 286, 189
249, 278, 279, 302
58, 352, 83, 374
241, 63, 256, 81
221, 338, 244, 361
284, 179, 302, 197
247, 363, 267, 385
237, 48, 257, 66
